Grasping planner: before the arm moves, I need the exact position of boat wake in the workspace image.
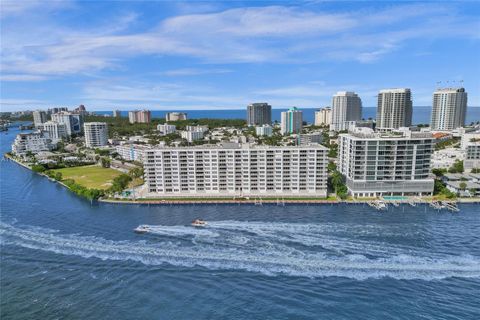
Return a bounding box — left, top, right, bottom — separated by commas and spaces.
1, 221, 479, 280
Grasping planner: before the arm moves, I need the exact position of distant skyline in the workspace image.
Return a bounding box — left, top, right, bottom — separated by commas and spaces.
1, 1, 479, 112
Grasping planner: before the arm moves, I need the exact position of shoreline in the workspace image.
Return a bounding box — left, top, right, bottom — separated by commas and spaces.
6, 154, 480, 205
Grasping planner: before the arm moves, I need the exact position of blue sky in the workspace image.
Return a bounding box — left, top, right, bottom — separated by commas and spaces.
1, 0, 479, 111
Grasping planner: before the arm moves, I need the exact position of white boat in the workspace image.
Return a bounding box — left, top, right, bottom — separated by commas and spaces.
368, 200, 387, 210
134, 225, 150, 233
191, 219, 208, 227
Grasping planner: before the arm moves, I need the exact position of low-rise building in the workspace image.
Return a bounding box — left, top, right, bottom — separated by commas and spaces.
338, 127, 434, 197
186, 125, 209, 133
298, 133, 323, 145
255, 124, 273, 137
430, 148, 465, 170
115, 143, 150, 162
12, 132, 55, 157
181, 130, 204, 142
143, 143, 328, 197
157, 124, 176, 135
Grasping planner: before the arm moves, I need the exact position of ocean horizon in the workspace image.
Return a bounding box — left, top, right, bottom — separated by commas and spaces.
94, 106, 480, 126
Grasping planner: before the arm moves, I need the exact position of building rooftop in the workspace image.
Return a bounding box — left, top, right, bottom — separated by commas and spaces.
342, 127, 433, 140
147, 143, 328, 151
434, 87, 465, 93
379, 88, 411, 93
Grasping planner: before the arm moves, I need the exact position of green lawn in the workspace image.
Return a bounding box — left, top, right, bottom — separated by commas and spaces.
54, 165, 122, 189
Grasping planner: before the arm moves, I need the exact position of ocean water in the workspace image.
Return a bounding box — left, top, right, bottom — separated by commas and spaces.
94, 106, 480, 125
1, 125, 480, 319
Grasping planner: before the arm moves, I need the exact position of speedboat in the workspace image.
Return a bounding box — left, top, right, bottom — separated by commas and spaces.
134, 225, 150, 233
191, 219, 208, 227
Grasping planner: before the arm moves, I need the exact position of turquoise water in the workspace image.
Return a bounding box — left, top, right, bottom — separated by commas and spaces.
383, 196, 409, 200
1, 124, 480, 319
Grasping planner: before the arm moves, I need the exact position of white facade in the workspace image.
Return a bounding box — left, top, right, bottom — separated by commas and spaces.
338, 127, 434, 197
462, 132, 480, 172
431, 88, 467, 131
143, 144, 328, 197
181, 130, 204, 142
115, 144, 149, 162
157, 124, 176, 135
84, 122, 108, 148
281, 107, 303, 135
113, 110, 121, 118
40, 121, 67, 142
330, 92, 362, 132
186, 125, 209, 133
376, 88, 412, 131
315, 107, 332, 126
256, 125, 273, 137
33, 111, 48, 128
165, 112, 187, 122
51, 112, 84, 136
12, 132, 54, 157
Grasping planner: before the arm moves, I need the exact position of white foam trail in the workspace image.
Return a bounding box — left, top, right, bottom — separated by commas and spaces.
144, 225, 220, 238
1, 222, 479, 280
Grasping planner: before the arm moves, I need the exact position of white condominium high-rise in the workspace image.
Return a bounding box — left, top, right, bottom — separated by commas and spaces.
40, 121, 67, 142
281, 107, 303, 135
165, 112, 187, 122
314, 107, 332, 126
51, 112, 84, 136
330, 92, 362, 132
11, 132, 54, 157
84, 122, 108, 148
33, 111, 48, 128
157, 124, 176, 136
255, 124, 273, 137
338, 127, 434, 198
113, 110, 121, 118
143, 144, 328, 197
376, 88, 412, 131
247, 103, 272, 126
430, 87, 467, 131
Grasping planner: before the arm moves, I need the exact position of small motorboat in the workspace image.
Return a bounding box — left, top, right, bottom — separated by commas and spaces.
134, 225, 150, 233
191, 219, 208, 227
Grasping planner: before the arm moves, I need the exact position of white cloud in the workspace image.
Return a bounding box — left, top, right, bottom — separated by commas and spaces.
1, 3, 478, 78
161, 68, 232, 76
0, 74, 49, 82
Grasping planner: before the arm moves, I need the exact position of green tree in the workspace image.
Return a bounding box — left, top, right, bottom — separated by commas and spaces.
31, 164, 46, 173
432, 168, 447, 177
101, 157, 111, 168
459, 182, 467, 191
448, 160, 464, 173
128, 167, 144, 178
327, 161, 337, 173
